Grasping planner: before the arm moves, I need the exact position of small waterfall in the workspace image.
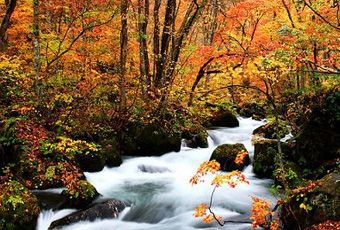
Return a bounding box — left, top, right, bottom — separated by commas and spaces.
37, 117, 275, 230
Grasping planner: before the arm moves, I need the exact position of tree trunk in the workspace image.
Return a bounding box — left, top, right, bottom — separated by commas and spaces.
119, 0, 128, 111
33, 0, 41, 78
0, 0, 17, 47
137, 0, 151, 93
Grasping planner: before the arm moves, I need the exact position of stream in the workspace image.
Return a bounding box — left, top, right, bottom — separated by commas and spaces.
36, 117, 275, 230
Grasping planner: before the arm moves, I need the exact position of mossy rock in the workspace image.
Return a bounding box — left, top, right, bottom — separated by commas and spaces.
237, 103, 266, 120
0, 181, 40, 230
99, 138, 122, 167
208, 109, 239, 127
62, 180, 99, 209
253, 141, 277, 178
183, 130, 209, 148
121, 122, 181, 156
293, 91, 340, 168
253, 122, 289, 139
281, 173, 340, 229
75, 150, 106, 172
252, 140, 293, 178
210, 143, 250, 172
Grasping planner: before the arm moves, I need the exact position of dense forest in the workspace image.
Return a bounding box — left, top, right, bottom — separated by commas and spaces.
0, 0, 339, 229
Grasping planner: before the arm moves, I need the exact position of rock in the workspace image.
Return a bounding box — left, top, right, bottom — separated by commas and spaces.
0, 181, 40, 230
32, 191, 67, 210
74, 150, 106, 173
252, 139, 293, 178
100, 138, 122, 167
237, 103, 266, 120
62, 180, 99, 209
209, 109, 239, 127
293, 91, 340, 169
121, 122, 181, 156
138, 165, 171, 173
210, 143, 250, 172
49, 199, 126, 230
252, 140, 277, 178
281, 173, 340, 229
253, 122, 289, 139
183, 130, 209, 148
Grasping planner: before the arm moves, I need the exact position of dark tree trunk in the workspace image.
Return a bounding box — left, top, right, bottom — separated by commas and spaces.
119, 0, 128, 111
0, 0, 17, 46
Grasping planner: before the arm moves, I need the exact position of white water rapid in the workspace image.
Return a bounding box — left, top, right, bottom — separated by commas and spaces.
37, 117, 275, 230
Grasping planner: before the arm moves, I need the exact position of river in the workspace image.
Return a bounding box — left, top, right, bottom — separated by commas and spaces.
37, 117, 275, 230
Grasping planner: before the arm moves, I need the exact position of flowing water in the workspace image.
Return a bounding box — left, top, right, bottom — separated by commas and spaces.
37, 117, 275, 230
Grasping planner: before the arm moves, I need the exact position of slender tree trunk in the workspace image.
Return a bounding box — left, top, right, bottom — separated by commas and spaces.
154, 0, 176, 88
0, 0, 17, 47
119, 0, 128, 111
137, 0, 151, 92
33, 0, 41, 77
152, 0, 161, 86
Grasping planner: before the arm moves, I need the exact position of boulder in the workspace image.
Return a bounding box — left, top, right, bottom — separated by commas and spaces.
293, 90, 340, 169
62, 180, 99, 209
183, 130, 209, 148
121, 123, 181, 156
281, 173, 340, 229
253, 122, 289, 139
0, 181, 40, 230
208, 109, 239, 127
252, 139, 293, 178
237, 103, 266, 120
74, 151, 106, 172
210, 143, 250, 172
252, 140, 277, 178
99, 138, 122, 167
49, 199, 126, 230
33, 191, 67, 210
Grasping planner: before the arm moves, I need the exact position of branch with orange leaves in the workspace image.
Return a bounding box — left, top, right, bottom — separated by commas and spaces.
191, 151, 281, 229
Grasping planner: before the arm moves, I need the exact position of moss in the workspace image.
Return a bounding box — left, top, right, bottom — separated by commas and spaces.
253, 143, 276, 178
99, 138, 122, 167
196, 131, 209, 148
181, 120, 208, 148
121, 122, 181, 156
253, 122, 289, 139
0, 181, 40, 230
210, 143, 250, 171
62, 180, 99, 208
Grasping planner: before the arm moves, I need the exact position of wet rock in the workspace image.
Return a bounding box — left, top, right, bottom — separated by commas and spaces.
100, 138, 122, 167
253, 122, 289, 139
48, 199, 126, 230
210, 143, 250, 171
138, 164, 171, 173
208, 109, 239, 127
237, 103, 266, 120
32, 190, 66, 210
183, 130, 208, 148
121, 123, 181, 156
74, 150, 106, 173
